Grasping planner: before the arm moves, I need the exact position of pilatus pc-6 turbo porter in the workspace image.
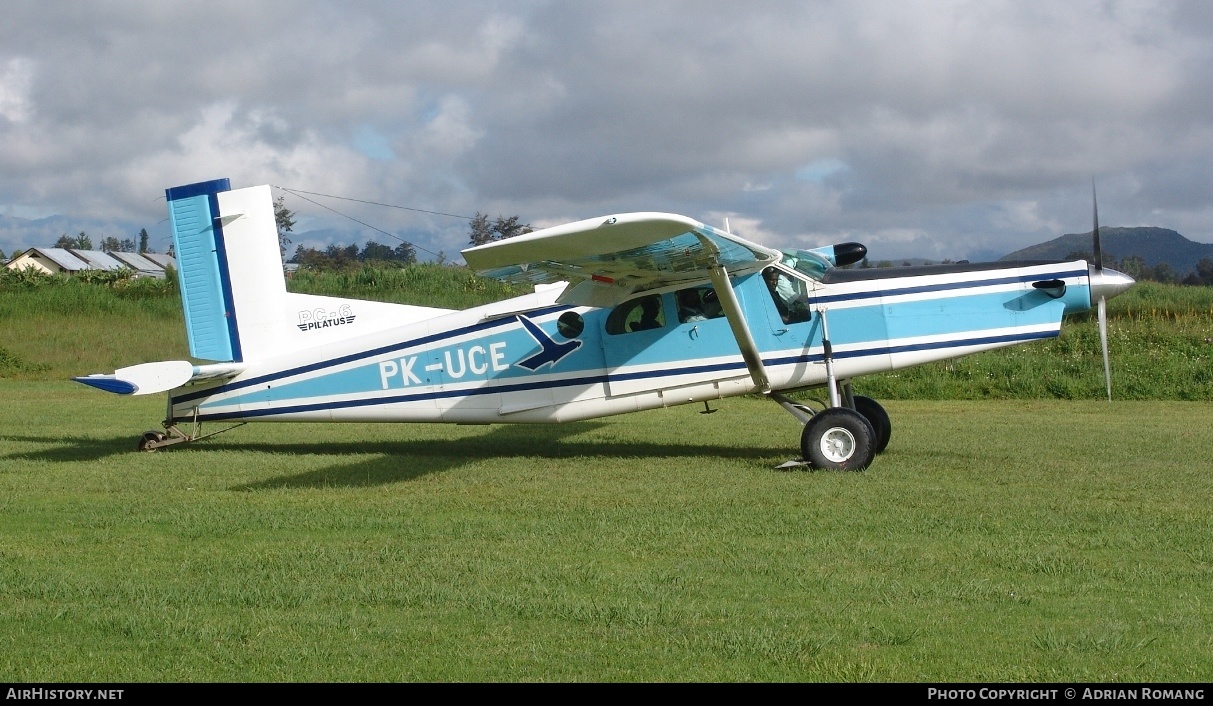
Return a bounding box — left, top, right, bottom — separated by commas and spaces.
76, 178, 1134, 470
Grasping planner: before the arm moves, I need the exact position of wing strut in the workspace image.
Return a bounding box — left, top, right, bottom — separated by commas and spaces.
696, 234, 771, 393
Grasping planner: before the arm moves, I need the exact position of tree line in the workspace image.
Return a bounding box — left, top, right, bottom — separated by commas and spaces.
284, 210, 531, 271
11, 213, 1213, 288
46, 228, 153, 254
1063, 251, 1213, 286
467, 212, 532, 246
289, 241, 418, 271
2, 197, 532, 270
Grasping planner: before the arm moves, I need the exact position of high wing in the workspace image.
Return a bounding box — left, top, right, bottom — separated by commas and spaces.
462, 212, 780, 308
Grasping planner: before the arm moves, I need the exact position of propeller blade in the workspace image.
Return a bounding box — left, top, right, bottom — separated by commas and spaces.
1092, 179, 1103, 272
1098, 294, 1112, 402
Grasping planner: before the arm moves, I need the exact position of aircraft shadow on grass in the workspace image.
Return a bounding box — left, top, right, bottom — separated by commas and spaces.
0, 423, 784, 491
1, 435, 136, 464
224, 422, 781, 490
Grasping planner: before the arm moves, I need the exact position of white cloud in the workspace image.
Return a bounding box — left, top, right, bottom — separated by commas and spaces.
409, 94, 483, 160
108, 102, 374, 221
1, 1, 1213, 258
0, 57, 33, 124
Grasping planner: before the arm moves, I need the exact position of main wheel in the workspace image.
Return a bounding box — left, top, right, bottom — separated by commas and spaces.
800, 408, 876, 471
137, 430, 166, 453
852, 395, 891, 454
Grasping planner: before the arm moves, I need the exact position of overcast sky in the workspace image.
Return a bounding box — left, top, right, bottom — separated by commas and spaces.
2, 1, 1211, 262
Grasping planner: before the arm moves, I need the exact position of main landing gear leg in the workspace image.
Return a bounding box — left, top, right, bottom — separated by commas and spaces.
771, 307, 881, 471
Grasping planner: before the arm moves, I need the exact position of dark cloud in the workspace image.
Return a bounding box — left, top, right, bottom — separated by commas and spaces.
2, 1, 1212, 262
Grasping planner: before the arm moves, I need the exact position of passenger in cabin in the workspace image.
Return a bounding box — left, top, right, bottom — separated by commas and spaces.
677, 289, 707, 323
607, 294, 666, 335
630, 296, 664, 331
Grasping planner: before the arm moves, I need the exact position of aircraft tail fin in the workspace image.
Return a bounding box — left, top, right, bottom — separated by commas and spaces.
165, 179, 452, 364
166, 178, 247, 362
167, 180, 296, 362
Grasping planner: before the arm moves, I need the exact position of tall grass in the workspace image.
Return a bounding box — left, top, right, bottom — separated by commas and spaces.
0, 272, 187, 378
3, 266, 1211, 400
0, 264, 520, 379
858, 282, 1213, 401
287, 263, 523, 309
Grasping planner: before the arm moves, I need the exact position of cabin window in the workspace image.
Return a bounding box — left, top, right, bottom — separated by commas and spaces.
762, 267, 812, 324
675, 286, 725, 324
605, 294, 666, 335
556, 311, 585, 338
778, 249, 832, 280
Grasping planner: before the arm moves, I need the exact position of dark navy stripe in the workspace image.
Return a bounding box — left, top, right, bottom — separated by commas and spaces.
192, 371, 610, 421
166, 178, 231, 201
208, 192, 243, 363
815, 269, 1087, 305
72, 376, 137, 395
765, 329, 1057, 366
173, 304, 573, 403
610, 360, 748, 381
185, 329, 1056, 422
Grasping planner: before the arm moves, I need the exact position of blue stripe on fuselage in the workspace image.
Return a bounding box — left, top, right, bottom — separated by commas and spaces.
814, 268, 1088, 305
173, 304, 573, 404
210, 311, 597, 408
188, 327, 1057, 422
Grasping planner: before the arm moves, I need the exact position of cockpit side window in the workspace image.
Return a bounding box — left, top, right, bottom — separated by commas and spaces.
605, 294, 667, 335
779, 249, 831, 280
761, 267, 812, 324
675, 286, 725, 324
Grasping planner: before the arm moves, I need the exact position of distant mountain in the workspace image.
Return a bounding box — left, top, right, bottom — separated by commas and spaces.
1000, 227, 1213, 275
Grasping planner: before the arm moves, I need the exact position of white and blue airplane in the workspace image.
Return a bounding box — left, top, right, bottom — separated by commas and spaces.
75, 178, 1134, 470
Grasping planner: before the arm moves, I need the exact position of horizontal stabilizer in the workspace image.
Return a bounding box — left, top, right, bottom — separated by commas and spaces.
74, 360, 247, 396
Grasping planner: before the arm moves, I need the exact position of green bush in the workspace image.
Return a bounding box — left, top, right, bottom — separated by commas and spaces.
0, 346, 50, 377
288, 262, 522, 309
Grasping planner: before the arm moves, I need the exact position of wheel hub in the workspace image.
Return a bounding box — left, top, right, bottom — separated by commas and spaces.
819, 426, 856, 463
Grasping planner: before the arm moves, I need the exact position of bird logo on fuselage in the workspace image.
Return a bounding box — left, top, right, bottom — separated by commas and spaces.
516, 314, 582, 370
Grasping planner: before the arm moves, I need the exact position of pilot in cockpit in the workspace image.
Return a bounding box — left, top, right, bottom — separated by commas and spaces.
763, 268, 811, 324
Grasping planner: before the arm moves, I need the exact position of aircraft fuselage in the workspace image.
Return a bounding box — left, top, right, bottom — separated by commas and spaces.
170, 259, 1094, 426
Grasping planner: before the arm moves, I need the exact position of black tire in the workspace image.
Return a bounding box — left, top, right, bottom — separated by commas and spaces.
800, 408, 876, 471
852, 395, 891, 454
137, 430, 165, 453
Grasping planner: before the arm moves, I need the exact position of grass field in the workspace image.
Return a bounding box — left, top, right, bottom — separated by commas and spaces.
2, 381, 1211, 681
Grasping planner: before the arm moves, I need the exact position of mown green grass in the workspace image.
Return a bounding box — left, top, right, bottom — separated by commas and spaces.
2, 381, 1211, 681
